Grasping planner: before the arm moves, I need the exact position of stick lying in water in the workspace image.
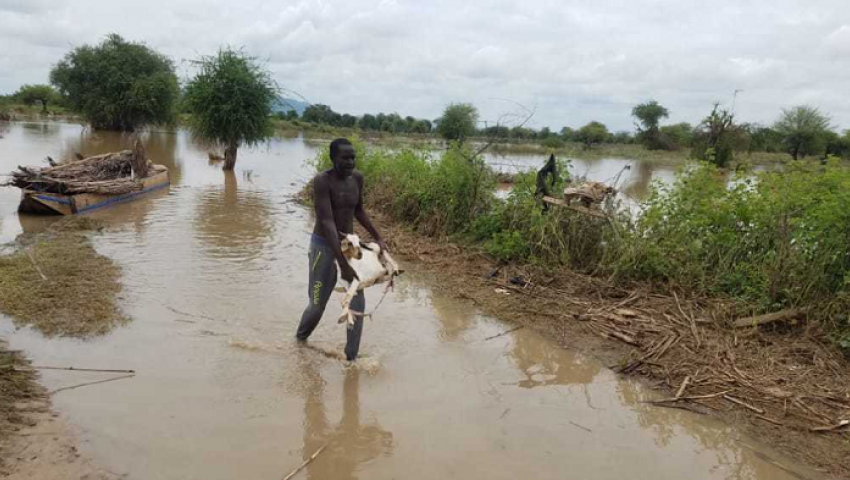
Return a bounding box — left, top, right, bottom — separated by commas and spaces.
283, 443, 328, 480
50, 374, 135, 395
34, 366, 136, 374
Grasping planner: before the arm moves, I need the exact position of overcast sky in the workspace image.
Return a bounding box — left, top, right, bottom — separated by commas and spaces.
1, 0, 848, 131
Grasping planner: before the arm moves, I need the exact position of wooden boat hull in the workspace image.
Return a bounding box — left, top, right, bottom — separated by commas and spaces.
18, 168, 170, 215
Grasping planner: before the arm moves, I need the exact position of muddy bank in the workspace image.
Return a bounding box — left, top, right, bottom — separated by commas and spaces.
0, 218, 126, 337
365, 212, 850, 479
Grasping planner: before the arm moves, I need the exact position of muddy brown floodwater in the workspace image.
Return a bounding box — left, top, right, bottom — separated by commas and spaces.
0, 121, 825, 479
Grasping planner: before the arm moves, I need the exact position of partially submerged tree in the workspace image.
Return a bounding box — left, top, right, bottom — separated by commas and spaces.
773, 106, 832, 160
437, 103, 478, 144
631, 100, 669, 150
184, 48, 278, 170
576, 121, 609, 148
16, 84, 55, 113
50, 34, 179, 131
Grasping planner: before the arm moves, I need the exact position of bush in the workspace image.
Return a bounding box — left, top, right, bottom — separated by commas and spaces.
542, 136, 565, 150
614, 160, 850, 320
309, 143, 850, 348
312, 139, 495, 236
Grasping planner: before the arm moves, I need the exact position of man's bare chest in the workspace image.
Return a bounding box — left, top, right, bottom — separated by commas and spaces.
328, 178, 359, 209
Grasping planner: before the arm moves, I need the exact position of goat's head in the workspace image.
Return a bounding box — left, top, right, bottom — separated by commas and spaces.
339, 233, 363, 260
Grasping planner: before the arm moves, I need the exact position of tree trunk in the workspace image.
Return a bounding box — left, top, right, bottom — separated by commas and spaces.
41, 100, 48, 113
223, 140, 238, 171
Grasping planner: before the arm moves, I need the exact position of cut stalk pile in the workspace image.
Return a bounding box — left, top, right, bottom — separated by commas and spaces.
5, 147, 153, 195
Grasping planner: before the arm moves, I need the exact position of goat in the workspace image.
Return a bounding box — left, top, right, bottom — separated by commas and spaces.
337, 233, 402, 328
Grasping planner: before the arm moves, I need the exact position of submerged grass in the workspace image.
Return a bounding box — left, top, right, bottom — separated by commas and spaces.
0, 218, 127, 337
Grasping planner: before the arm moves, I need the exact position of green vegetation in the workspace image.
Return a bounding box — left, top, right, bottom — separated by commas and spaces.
632, 100, 669, 150
310, 142, 850, 349
15, 84, 56, 113
774, 106, 833, 160
436, 103, 479, 144
575, 121, 610, 148
184, 48, 278, 170
50, 34, 179, 131
691, 103, 743, 167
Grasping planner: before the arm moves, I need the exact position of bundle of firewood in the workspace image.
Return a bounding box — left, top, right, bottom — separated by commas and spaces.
6, 147, 152, 195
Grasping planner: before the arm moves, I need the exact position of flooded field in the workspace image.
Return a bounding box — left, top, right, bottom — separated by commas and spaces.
0, 121, 821, 479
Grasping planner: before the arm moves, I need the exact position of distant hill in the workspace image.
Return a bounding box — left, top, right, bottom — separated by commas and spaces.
272, 97, 309, 115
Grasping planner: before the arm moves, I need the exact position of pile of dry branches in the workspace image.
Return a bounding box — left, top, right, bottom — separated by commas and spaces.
363, 213, 850, 477
6, 146, 151, 195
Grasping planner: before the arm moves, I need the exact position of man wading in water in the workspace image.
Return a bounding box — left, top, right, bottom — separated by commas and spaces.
297, 138, 388, 361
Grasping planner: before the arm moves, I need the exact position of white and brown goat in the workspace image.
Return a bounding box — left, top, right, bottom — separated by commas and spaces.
337, 233, 402, 328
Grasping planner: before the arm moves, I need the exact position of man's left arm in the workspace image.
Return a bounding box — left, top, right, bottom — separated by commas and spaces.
353, 172, 388, 252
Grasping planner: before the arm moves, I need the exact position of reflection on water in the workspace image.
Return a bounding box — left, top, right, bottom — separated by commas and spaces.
194, 170, 278, 261
508, 329, 601, 387
0, 121, 822, 480
299, 354, 393, 480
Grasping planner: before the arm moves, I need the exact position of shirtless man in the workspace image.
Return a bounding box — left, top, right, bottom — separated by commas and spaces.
296, 138, 388, 361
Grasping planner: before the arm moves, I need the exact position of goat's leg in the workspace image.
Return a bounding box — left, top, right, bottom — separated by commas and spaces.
337, 279, 361, 327
381, 251, 403, 276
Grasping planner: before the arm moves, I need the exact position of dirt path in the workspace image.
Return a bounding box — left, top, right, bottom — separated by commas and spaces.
370, 212, 850, 479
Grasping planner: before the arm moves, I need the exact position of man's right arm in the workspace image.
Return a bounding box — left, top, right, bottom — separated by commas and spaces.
314, 175, 357, 280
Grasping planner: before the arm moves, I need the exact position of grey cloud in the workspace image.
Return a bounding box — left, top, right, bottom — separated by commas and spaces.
0, 0, 848, 131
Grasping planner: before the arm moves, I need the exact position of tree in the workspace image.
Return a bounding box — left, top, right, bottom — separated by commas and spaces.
773, 106, 832, 160
302, 104, 341, 125
16, 84, 55, 112
692, 104, 746, 167
659, 122, 693, 150
410, 119, 432, 134
631, 100, 669, 150
358, 114, 379, 130
184, 48, 278, 170
437, 103, 478, 144
560, 126, 576, 142
50, 34, 178, 131
612, 131, 634, 144
576, 121, 609, 148
746, 125, 783, 153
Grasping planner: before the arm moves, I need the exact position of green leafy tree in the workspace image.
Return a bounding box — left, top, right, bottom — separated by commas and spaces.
560, 126, 576, 142
437, 103, 478, 144
50, 34, 179, 131
612, 131, 634, 144
747, 124, 783, 153
774, 106, 833, 160
510, 126, 535, 140
576, 121, 609, 148
184, 48, 278, 170
358, 114, 378, 130
632, 100, 669, 150
659, 122, 693, 150
16, 84, 56, 112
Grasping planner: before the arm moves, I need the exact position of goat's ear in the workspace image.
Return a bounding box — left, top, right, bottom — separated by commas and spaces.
338, 231, 348, 240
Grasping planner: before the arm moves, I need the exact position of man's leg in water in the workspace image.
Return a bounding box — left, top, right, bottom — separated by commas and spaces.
296, 240, 338, 341
345, 292, 365, 361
